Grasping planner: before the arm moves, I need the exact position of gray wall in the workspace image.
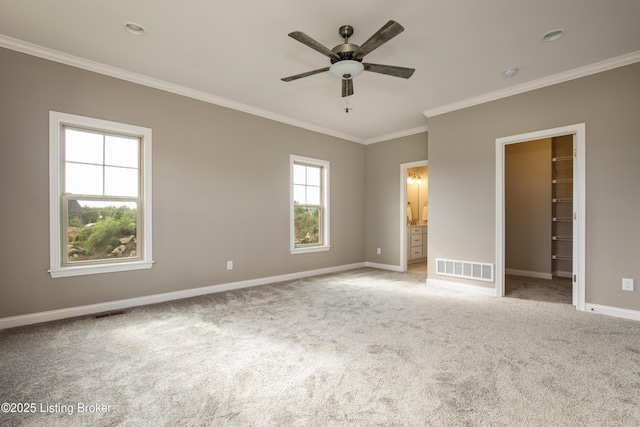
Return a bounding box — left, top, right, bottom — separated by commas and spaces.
0, 48, 366, 318
505, 138, 551, 276
3, 43, 637, 318
427, 62, 640, 310
364, 134, 428, 266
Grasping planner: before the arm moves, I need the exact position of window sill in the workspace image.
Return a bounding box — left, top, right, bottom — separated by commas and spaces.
49, 260, 154, 278
290, 245, 331, 255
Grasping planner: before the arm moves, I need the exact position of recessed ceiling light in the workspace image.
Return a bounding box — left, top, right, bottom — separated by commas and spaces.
123, 22, 145, 36
542, 29, 565, 42
502, 67, 519, 78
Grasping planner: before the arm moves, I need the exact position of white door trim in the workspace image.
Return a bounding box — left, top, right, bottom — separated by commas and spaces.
401, 160, 428, 272
495, 124, 586, 311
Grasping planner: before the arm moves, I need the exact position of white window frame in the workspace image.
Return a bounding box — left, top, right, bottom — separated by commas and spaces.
290, 155, 330, 254
49, 111, 153, 278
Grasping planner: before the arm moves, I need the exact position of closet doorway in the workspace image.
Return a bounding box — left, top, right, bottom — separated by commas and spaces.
504, 137, 572, 303
496, 124, 585, 311
400, 161, 428, 273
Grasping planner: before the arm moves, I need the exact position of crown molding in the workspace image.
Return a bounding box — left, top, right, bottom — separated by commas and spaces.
364, 125, 428, 145
0, 34, 365, 144
423, 50, 640, 118
4, 34, 637, 144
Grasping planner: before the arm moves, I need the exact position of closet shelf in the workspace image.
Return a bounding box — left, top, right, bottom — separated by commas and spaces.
552, 137, 574, 277
552, 156, 573, 162
553, 217, 572, 222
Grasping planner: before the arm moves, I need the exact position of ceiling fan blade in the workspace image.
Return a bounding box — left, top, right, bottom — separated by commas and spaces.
288, 31, 340, 60
281, 67, 330, 82
342, 79, 354, 97
353, 20, 405, 60
363, 63, 415, 79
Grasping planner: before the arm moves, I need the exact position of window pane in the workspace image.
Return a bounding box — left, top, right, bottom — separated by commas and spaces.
307, 186, 320, 205
294, 206, 320, 245
67, 199, 138, 263
66, 163, 103, 195
105, 166, 138, 197
293, 164, 307, 185
293, 184, 306, 204
65, 129, 103, 164
306, 166, 321, 186
105, 135, 139, 168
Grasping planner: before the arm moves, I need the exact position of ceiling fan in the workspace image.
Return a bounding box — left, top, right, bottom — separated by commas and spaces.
281, 20, 415, 98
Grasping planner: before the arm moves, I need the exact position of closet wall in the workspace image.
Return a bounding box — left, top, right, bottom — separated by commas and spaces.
505, 139, 552, 277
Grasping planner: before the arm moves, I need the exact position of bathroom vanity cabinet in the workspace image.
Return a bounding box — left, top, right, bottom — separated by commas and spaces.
407, 225, 427, 263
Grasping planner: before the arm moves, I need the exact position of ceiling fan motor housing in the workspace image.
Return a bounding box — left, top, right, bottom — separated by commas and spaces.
331, 43, 361, 62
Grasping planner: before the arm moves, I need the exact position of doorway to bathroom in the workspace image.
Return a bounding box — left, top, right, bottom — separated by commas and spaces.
400, 161, 428, 273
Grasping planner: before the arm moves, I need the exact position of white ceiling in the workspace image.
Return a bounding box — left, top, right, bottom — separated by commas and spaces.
1, 0, 639, 143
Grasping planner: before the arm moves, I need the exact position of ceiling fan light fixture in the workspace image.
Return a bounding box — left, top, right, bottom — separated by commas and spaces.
329, 60, 364, 79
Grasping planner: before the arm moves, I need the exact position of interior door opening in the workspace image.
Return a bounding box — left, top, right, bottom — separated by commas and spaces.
504, 135, 574, 304
496, 124, 585, 311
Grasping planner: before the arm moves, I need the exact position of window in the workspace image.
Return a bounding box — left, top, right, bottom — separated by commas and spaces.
290, 155, 330, 253
49, 111, 153, 278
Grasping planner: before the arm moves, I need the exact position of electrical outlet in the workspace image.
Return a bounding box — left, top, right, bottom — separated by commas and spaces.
622, 278, 634, 291
227, 261, 233, 270
376, 248, 381, 255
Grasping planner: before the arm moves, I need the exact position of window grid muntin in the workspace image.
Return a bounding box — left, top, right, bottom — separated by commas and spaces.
63, 125, 141, 198
293, 163, 322, 206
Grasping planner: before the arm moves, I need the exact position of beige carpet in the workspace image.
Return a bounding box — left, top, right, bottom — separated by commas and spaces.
1, 268, 639, 426
505, 274, 573, 304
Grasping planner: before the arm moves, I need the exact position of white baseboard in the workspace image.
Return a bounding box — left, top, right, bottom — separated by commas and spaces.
0, 262, 366, 330
364, 262, 403, 272
585, 304, 640, 322
505, 269, 552, 280
553, 270, 572, 279
426, 278, 497, 297
6, 264, 637, 330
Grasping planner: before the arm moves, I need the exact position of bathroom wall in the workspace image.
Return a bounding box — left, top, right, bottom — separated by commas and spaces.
505, 139, 551, 276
